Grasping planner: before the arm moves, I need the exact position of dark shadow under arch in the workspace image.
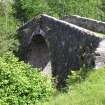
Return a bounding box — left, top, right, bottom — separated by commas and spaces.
27, 34, 51, 73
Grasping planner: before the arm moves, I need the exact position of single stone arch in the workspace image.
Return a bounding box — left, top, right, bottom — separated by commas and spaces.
26, 34, 52, 74
18, 14, 105, 89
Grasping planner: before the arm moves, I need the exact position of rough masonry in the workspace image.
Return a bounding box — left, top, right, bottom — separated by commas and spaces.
17, 14, 105, 88
63, 15, 105, 34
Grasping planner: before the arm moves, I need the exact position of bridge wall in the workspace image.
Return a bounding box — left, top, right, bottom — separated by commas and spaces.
18, 14, 104, 88
63, 15, 105, 34
41, 15, 102, 88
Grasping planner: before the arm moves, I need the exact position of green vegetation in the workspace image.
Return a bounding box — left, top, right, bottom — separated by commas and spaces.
14, 0, 105, 21
0, 1, 19, 56
99, 0, 105, 21
13, 0, 50, 22
0, 16, 19, 56
0, 0, 104, 55
41, 68, 105, 105
0, 0, 105, 105
0, 52, 54, 105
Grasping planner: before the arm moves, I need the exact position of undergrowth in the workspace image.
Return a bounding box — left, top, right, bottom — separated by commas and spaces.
40, 67, 105, 105
0, 52, 54, 105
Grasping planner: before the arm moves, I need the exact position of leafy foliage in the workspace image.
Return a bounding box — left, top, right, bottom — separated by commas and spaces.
13, 0, 28, 22
13, 0, 105, 21
0, 1, 5, 16
0, 16, 19, 56
0, 0, 105, 105
0, 1, 20, 56
45, 0, 70, 18
0, 52, 54, 105
0, 0, 13, 17
13, 0, 50, 22
99, 0, 105, 21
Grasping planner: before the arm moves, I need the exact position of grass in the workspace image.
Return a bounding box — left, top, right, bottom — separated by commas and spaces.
95, 32, 105, 38
39, 67, 105, 105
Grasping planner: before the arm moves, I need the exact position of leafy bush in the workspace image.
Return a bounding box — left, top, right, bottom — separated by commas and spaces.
0, 52, 54, 105
0, 16, 20, 56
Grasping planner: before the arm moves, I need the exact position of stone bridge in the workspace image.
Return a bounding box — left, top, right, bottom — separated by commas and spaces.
17, 14, 105, 88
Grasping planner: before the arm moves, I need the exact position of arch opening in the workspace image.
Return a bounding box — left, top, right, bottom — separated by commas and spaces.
27, 34, 51, 74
